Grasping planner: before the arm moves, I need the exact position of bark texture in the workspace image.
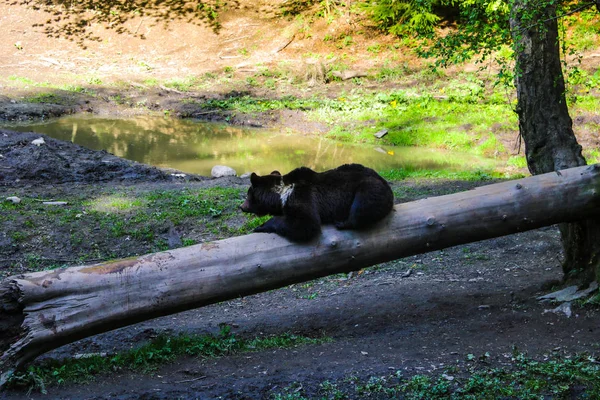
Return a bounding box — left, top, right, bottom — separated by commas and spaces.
2, 164, 600, 385
509, 1, 600, 281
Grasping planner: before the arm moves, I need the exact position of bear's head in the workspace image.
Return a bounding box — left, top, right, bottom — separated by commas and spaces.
240, 171, 284, 216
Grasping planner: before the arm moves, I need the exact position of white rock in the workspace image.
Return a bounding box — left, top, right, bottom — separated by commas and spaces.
6, 196, 21, 204
211, 165, 237, 178
31, 137, 45, 146
544, 302, 572, 318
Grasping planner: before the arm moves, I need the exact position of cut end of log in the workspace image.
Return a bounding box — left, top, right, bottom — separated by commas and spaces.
0, 280, 26, 383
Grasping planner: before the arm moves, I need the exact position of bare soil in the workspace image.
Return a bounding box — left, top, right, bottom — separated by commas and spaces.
1, 1, 599, 399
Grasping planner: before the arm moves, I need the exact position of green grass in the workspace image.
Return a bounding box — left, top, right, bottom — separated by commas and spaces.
201, 95, 322, 114
270, 352, 600, 399
7, 75, 46, 86
22, 93, 64, 104
164, 76, 199, 92
380, 168, 523, 181
8, 325, 330, 392
0, 187, 256, 277
192, 87, 515, 156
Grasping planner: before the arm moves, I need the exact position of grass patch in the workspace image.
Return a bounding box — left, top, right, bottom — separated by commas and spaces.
0, 187, 252, 278
380, 168, 523, 181
201, 95, 322, 114
22, 93, 64, 104
8, 325, 330, 392
7, 75, 51, 87
271, 352, 600, 399
164, 76, 199, 92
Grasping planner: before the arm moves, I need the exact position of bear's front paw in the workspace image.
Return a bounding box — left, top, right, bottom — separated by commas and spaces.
254, 219, 277, 233
254, 223, 276, 233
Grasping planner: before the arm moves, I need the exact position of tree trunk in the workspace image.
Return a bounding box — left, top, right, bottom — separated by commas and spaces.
2, 164, 600, 385
509, 2, 600, 282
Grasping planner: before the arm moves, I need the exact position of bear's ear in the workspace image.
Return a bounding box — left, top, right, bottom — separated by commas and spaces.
250, 172, 259, 186
270, 171, 281, 176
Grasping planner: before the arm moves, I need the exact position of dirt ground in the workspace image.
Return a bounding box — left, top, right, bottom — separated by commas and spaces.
1, 0, 600, 398
2, 126, 598, 400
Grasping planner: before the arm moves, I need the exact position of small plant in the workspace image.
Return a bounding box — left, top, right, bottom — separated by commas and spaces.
11, 231, 27, 242
367, 44, 381, 53
86, 77, 103, 85
246, 76, 259, 86
265, 78, 277, 90
138, 61, 153, 71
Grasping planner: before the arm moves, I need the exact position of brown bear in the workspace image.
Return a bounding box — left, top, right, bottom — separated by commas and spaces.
240, 163, 394, 241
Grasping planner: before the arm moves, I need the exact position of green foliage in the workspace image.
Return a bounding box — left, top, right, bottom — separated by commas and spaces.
417, 0, 511, 69
361, 0, 449, 36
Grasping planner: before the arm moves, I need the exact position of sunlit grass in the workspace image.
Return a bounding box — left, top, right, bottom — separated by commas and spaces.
6, 75, 47, 86
164, 76, 199, 92
585, 149, 600, 164
507, 155, 528, 169
380, 168, 524, 182
87, 195, 145, 213
308, 90, 516, 155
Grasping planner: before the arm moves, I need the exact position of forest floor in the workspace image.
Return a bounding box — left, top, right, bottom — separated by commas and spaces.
1, 0, 600, 398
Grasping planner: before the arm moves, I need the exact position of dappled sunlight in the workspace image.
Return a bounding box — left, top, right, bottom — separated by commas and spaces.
14, 0, 228, 46
87, 194, 145, 214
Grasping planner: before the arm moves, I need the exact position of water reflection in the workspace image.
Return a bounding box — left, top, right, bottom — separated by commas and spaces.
5, 115, 496, 176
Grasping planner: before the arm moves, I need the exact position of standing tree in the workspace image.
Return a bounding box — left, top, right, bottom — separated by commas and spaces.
382, 0, 600, 284
508, 0, 600, 283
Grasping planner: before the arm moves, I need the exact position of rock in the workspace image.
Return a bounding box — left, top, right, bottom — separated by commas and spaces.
544, 302, 572, 318
31, 137, 45, 146
240, 172, 252, 179
43, 201, 68, 205
374, 129, 388, 139
211, 165, 237, 178
6, 196, 21, 204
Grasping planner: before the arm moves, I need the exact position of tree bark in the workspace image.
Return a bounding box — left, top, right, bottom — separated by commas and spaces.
2, 164, 600, 384
509, 2, 600, 281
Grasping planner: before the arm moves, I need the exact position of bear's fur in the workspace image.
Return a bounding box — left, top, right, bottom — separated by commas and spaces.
240, 163, 394, 241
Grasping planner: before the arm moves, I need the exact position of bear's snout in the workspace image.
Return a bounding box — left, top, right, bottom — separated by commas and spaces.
240, 199, 250, 213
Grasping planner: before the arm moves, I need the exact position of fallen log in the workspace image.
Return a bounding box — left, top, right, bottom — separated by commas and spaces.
2, 164, 600, 384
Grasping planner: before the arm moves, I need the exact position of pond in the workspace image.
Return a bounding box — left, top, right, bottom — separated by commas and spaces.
4, 115, 497, 176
